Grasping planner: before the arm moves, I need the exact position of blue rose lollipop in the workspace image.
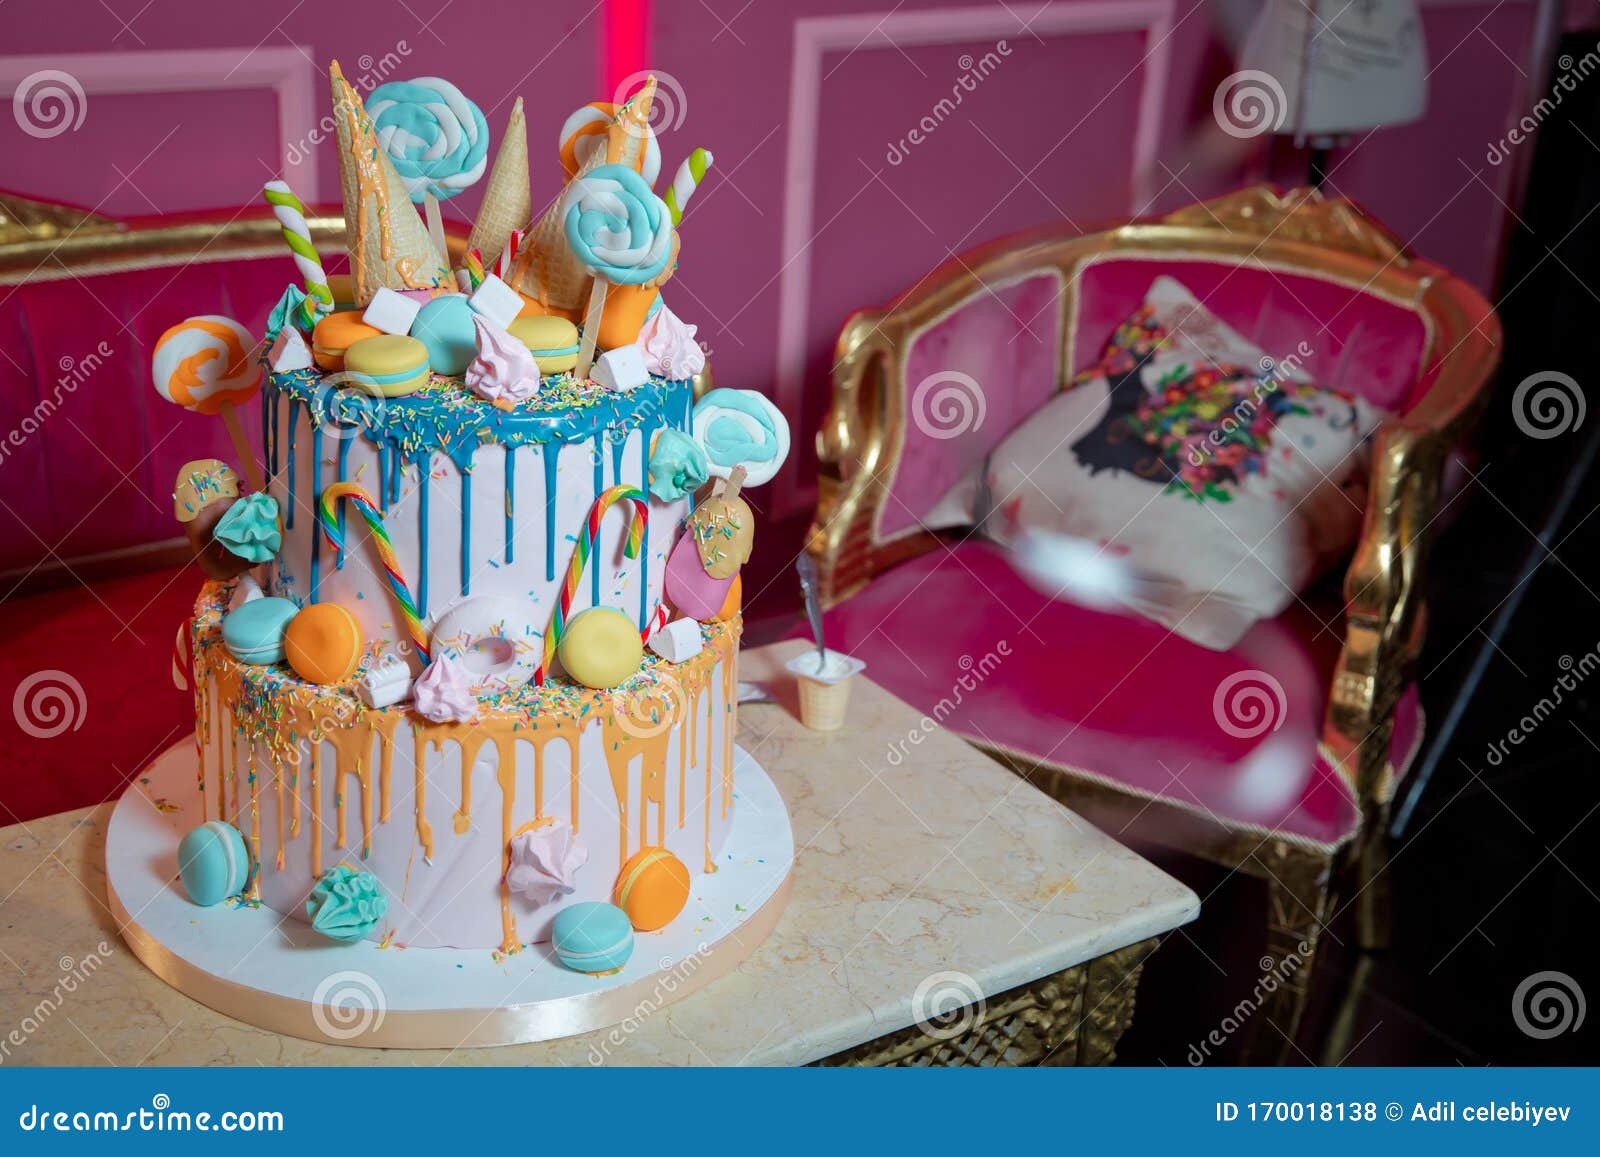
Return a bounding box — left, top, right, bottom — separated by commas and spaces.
366, 77, 489, 202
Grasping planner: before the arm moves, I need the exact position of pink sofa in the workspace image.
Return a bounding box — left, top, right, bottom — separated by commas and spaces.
806, 187, 1500, 1061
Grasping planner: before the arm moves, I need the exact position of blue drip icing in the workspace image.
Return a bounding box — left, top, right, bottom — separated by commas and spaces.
309, 423, 323, 601
591, 433, 604, 605
542, 442, 559, 583
638, 424, 653, 630
504, 450, 515, 564
284, 399, 300, 529
460, 464, 473, 597
378, 444, 389, 515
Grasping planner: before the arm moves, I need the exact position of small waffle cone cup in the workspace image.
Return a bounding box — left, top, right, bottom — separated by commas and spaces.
329, 61, 451, 306
796, 674, 853, 732
466, 97, 531, 266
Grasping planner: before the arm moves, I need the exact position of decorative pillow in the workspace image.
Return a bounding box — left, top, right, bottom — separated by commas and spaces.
980, 276, 1384, 650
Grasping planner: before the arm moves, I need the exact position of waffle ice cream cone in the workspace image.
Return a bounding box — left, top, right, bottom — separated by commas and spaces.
329, 61, 452, 306
510, 78, 660, 313
466, 97, 531, 266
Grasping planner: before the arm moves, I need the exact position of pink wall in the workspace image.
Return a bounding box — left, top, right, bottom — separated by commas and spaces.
0, 0, 1560, 583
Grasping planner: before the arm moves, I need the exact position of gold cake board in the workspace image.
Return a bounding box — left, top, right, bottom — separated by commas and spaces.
106, 742, 794, 1049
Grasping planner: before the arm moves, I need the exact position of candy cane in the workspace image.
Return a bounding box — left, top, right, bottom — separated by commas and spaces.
537, 485, 649, 685
463, 247, 487, 290
317, 482, 430, 663
663, 148, 713, 226
494, 228, 523, 280
262, 181, 333, 326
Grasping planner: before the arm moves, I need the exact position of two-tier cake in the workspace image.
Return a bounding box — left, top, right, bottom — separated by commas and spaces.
149, 63, 790, 969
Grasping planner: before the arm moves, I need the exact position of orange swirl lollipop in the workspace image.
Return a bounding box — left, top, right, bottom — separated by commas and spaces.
152, 315, 265, 489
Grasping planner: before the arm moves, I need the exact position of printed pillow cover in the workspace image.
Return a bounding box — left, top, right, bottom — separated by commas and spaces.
980, 276, 1385, 650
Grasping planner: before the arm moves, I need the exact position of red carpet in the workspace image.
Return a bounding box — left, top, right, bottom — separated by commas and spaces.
0, 566, 197, 825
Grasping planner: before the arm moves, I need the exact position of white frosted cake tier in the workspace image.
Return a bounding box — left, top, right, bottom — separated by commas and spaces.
190, 582, 740, 953
260, 370, 694, 670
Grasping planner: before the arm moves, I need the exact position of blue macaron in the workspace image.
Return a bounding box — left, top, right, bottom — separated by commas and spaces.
221, 596, 300, 665
551, 902, 635, 974
412, 293, 477, 376
177, 820, 254, 906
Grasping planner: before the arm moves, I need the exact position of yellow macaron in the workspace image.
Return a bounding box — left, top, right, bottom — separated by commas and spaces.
343, 334, 430, 396
284, 603, 364, 685
509, 315, 581, 375
312, 311, 382, 370
558, 607, 644, 689
613, 846, 690, 932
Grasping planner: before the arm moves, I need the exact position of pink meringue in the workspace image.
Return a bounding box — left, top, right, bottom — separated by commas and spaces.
413, 654, 478, 723
637, 305, 706, 380
505, 819, 588, 907
465, 312, 539, 409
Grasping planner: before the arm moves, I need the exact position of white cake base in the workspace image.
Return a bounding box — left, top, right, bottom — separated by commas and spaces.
107, 741, 793, 1049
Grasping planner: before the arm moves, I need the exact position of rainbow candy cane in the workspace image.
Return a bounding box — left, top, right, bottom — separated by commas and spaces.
318, 482, 430, 664
538, 485, 650, 685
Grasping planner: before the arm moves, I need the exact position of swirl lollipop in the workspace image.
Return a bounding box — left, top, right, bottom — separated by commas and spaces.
562, 162, 674, 377
691, 388, 791, 487
152, 316, 265, 489
559, 101, 662, 185
367, 77, 489, 259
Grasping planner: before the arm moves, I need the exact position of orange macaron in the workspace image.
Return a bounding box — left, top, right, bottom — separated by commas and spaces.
284, 603, 364, 685
312, 311, 382, 370
613, 846, 690, 932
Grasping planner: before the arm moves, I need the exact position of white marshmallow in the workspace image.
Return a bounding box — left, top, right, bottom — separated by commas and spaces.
268, 326, 313, 372
647, 617, 704, 663
229, 575, 263, 611
592, 345, 649, 393
363, 287, 423, 336
358, 661, 414, 709
468, 275, 525, 330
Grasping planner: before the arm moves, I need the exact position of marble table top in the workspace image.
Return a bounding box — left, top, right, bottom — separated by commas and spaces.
0, 640, 1197, 1066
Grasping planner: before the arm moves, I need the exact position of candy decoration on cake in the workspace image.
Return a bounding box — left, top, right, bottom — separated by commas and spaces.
221, 597, 299, 666
311, 311, 383, 371
173, 458, 239, 523
664, 528, 734, 620
647, 428, 709, 502
511, 80, 659, 316
687, 484, 754, 580
492, 228, 523, 280
305, 864, 388, 942
465, 313, 538, 409
537, 484, 649, 686
328, 61, 453, 306
430, 594, 542, 691
506, 819, 588, 908
265, 284, 314, 345
412, 293, 477, 376
229, 574, 264, 611
663, 147, 713, 225
262, 180, 334, 326
175, 459, 262, 582
367, 76, 489, 260
636, 304, 705, 381
412, 654, 478, 723
558, 99, 662, 184
551, 901, 634, 974
691, 388, 791, 487
284, 603, 364, 685
563, 162, 676, 376
509, 314, 580, 374
465, 97, 531, 281
171, 620, 190, 691
357, 659, 413, 709
152, 316, 265, 490
462, 247, 487, 291
212, 493, 282, 564
178, 820, 256, 906
317, 481, 431, 662
559, 608, 645, 690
